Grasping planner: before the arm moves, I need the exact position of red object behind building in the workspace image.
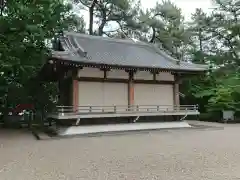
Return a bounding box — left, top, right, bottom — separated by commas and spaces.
12, 104, 34, 114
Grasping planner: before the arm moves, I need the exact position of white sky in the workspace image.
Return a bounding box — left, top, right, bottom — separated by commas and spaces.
75, 0, 214, 29
141, 0, 213, 20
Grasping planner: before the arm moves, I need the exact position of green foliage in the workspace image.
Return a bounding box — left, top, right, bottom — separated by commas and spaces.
1, 0, 240, 120
0, 0, 81, 114
135, 1, 190, 59
185, 0, 240, 114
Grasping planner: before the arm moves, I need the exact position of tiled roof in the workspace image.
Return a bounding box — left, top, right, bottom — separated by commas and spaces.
52, 31, 208, 72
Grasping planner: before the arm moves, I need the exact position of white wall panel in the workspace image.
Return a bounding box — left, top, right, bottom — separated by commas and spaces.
134, 71, 153, 80
107, 69, 129, 79
78, 82, 128, 112
78, 82, 104, 106
103, 83, 128, 106
78, 67, 103, 78
156, 72, 174, 81
134, 84, 174, 108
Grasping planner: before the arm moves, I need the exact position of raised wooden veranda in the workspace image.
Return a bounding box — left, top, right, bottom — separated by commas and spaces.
47, 105, 199, 125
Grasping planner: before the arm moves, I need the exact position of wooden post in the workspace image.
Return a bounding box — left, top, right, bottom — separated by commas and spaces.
128, 71, 134, 110
173, 83, 180, 106
72, 79, 79, 112
72, 69, 79, 112
152, 70, 159, 81
173, 74, 180, 110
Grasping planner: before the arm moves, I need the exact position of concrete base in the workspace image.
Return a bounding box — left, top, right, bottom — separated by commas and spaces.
57, 121, 191, 136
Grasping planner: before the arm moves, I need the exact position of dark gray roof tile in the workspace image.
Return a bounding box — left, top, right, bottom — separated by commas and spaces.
52, 31, 208, 72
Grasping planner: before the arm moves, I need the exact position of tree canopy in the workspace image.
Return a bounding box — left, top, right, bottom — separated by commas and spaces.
1, 0, 240, 120
0, 0, 81, 113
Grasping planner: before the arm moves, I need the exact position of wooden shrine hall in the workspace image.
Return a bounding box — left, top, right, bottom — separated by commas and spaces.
39, 32, 208, 135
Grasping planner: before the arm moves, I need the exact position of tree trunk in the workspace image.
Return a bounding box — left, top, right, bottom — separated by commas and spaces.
98, 6, 107, 36
89, 0, 98, 35
0, 0, 5, 16
98, 4, 107, 36
199, 30, 203, 52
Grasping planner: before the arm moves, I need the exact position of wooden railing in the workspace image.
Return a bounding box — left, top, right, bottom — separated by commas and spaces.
53, 105, 198, 115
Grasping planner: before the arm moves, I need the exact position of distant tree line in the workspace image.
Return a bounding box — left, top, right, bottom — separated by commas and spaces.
1, 0, 240, 120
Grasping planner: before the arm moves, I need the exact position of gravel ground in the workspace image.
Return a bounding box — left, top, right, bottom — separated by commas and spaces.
1, 121, 240, 180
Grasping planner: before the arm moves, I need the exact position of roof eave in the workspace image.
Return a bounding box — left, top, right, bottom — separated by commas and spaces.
48, 56, 207, 74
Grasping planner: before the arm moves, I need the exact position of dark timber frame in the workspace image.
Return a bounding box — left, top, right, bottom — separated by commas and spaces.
39, 57, 205, 110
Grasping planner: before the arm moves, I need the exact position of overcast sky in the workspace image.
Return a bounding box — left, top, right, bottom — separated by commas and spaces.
76, 0, 214, 29
141, 0, 213, 20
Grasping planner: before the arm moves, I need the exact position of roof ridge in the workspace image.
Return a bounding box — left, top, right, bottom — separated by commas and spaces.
57, 31, 208, 71
64, 32, 180, 64
64, 32, 180, 65
64, 31, 148, 46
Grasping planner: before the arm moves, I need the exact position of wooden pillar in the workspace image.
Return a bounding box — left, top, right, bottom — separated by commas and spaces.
73, 80, 79, 110
58, 80, 63, 105
152, 70, 159, 81
128, 71, 134, 107
72, 69, 79, 111
173, 83, 180, 106
173, 74, 180, 106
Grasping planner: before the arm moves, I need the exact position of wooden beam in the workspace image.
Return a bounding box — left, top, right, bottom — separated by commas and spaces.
75, 77, 174, 84
76, 77, 128, 83
134, 80, 174, 84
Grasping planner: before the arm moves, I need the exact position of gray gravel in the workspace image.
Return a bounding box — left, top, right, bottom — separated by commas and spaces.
1, 122, 240, 180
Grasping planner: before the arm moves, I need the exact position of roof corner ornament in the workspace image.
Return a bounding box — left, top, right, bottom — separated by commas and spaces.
82, 51, 88, 57
76, 49, 88, 58
67, 35, 89, 58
